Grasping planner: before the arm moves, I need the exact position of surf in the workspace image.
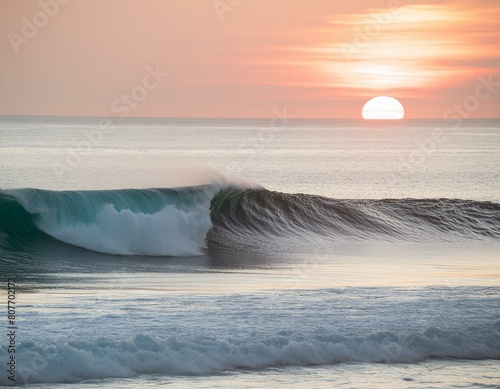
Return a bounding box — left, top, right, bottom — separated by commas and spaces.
1, 185, 499, 258
6, 321, 500, 384
0, 186, 218, 257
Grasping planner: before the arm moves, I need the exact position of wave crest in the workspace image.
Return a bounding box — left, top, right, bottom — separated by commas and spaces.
1, 186, 499, 257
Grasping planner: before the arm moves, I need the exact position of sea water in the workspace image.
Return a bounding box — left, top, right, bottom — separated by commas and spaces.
0, 116, 499, 387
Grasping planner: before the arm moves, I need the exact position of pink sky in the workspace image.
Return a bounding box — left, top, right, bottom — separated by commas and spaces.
1, 0, 499, 118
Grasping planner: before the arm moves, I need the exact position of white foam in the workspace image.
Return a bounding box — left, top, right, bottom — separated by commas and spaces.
40, 202, 212, 256
5, 327, 500, 384
4, 169, 261, 257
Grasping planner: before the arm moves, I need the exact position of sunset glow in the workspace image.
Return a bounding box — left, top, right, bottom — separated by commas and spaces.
1, 0, 499, 118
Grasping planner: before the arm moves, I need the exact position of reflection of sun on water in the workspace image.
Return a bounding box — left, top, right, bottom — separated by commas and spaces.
362, 96, 405, 120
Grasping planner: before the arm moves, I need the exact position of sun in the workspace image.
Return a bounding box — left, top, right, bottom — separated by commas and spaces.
362, 96, 405, 120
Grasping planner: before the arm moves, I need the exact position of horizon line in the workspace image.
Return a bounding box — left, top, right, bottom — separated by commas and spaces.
1, 114, 500, 121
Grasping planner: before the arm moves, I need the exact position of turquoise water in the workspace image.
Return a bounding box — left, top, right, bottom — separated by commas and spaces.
0, 116, 499, 387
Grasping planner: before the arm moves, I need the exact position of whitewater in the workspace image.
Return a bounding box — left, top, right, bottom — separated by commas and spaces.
1, 116, 499, 388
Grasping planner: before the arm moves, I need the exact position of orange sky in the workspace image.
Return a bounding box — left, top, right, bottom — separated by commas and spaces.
1, 0, 499, 118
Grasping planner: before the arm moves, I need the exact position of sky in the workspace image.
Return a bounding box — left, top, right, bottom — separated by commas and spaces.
1, 0, 499, 119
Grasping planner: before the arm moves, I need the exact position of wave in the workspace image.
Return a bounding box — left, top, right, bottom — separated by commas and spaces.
209, 189, 500, 250
0, 186, 221, 257
1, 186, 499, 257
4, 322, 500, 384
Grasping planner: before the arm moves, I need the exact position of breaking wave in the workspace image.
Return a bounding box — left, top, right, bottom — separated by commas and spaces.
4, 322, 500, 384
0, 185, 499, 257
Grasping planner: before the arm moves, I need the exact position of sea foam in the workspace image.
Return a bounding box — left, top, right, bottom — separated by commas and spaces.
5, 323, 500, 384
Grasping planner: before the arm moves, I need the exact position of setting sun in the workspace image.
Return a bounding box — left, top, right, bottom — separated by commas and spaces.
361, 96, 405, 120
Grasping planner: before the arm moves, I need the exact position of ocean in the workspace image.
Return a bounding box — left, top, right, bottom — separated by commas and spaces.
0, 116, 499, 388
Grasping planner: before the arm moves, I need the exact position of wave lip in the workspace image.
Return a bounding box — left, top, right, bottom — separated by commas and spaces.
6, 322, 500, 384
